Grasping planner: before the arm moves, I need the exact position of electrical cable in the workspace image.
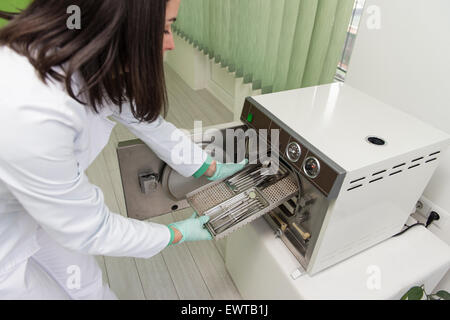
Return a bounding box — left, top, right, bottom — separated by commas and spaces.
393, 211, 440, 237
393, 222, 425, 237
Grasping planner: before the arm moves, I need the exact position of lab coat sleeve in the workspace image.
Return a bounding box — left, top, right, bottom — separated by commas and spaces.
110, 103, 208, 178
0, 103, 171, 258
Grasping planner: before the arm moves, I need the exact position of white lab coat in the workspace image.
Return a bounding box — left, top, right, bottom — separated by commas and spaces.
0, 46, 207, 299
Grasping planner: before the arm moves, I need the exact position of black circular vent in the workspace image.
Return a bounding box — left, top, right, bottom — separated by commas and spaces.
367, 136, 386, 146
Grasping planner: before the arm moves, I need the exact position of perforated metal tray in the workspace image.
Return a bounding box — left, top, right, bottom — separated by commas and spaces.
186, 163, 299, 239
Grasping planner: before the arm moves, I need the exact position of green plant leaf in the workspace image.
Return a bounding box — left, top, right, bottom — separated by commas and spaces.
401, 286, 424, 300
435, 290, 450, 300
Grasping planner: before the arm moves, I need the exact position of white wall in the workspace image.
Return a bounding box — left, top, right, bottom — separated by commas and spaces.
346, 0, 450, 213
164, 35, 210, 91
345, 0, 450, 291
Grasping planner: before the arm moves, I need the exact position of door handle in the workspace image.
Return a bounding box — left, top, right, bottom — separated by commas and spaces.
138, 171, 160, 194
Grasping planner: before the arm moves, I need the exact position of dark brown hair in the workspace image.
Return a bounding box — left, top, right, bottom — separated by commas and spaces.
0, 0, 168, 122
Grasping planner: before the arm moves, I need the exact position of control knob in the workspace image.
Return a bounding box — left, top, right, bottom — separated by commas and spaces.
286, 142, 302, 163
303, 157, 321, 179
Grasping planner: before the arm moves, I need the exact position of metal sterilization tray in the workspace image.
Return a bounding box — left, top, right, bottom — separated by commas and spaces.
186, 162, 299, 239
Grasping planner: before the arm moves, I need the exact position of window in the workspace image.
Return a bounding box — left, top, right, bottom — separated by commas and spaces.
335, 0, 366, 82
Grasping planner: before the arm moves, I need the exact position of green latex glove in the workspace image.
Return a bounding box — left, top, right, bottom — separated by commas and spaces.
207, 159, 249, 181
168, 213, 212, 244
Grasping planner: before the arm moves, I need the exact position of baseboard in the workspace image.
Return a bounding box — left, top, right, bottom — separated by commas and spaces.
167, 34, 262, 119
206, 77, 235, 113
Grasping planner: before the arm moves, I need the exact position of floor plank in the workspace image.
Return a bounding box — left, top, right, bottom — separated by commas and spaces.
172, 209, 242, 300
151, 213, 212, 300
185, 241, 241, 300
95, 256, 110, 286
164, 64, 233, 129
134, 255, 179, 300
86, 153, 146, 300
104, 257, 146, 300
113, 122, 137, 142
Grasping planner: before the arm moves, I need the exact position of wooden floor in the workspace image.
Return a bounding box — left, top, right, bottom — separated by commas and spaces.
85, 64, 241, 300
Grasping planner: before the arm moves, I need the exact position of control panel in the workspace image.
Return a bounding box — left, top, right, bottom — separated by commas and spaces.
241, 99, 339, 197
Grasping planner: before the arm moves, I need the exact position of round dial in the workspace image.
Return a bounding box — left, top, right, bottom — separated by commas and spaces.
303, 157, 321, 179
286, 142, 302, 163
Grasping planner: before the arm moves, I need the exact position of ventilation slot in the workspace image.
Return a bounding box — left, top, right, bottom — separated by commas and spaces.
393, 163, 406, 169
372, 170, 386, 176
346, 151, 441, 192
350, 177, 366, 184
369, 177, 383, 184
389, 170, 403, 176
347, 184, 363, 191
429, 151, 441, 157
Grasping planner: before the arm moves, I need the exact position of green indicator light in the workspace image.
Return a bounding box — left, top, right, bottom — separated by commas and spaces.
247, 113, 254, 123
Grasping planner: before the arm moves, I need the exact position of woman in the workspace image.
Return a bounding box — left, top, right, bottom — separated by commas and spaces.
0, 0, 246, 299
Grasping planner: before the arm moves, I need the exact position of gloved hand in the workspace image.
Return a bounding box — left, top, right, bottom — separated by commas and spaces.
168, 213, 213, 245
207, 159, 249, 181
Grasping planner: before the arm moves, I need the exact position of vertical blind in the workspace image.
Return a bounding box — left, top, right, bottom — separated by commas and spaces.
0, 0, 32, 28
173, 0, 355, 93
